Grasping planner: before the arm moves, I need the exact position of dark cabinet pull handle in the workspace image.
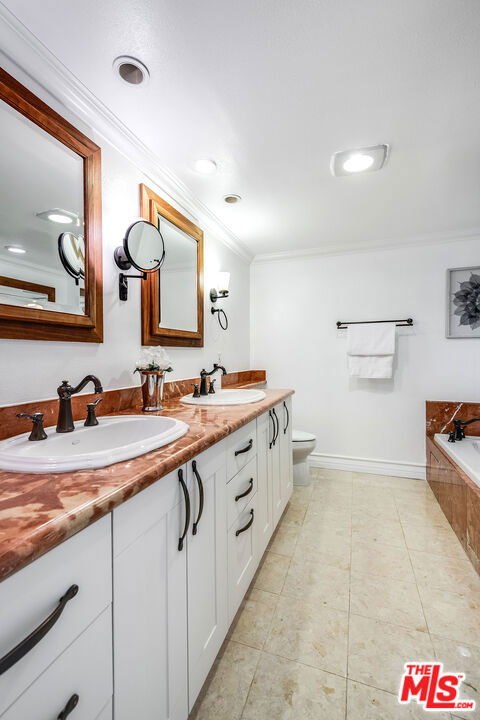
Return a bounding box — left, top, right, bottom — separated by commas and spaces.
0, 584, 78, 676
283, 401, 289, 434
234, 438, 253, 456
235, 509, 254, 537
272, 408, 279, 446
178, 468, 190, 551
191, 460, 204, 535
269, 410, 275, 449
58, 693, 79, 719
235, 478, 254, 502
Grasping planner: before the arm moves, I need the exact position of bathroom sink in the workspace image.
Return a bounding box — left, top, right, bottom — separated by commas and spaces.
0, 415, 189, 474
180, 388, 266, 406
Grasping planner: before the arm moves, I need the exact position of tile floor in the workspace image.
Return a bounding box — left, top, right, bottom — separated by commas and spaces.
190, 469, 480, 720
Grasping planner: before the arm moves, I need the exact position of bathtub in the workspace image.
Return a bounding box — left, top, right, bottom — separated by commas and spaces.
435, 433, 480, 488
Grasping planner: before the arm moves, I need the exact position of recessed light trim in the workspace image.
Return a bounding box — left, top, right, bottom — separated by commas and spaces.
193, 158, 217, 175
36, 208, 79, 225
224, 194, 242, 204
113, 56, 150, 87
331, 144, 389, 177
5, 245, 26, 254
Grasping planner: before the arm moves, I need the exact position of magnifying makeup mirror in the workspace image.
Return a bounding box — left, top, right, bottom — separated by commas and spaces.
114, 220, 165, 300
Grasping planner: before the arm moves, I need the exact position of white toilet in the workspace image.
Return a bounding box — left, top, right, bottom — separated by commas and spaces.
292, 430, 316, 486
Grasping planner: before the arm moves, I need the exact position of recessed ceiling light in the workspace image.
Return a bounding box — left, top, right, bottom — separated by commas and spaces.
25, 301, 44, 309
5, 245, 26, 254
331, 144, 389, 177
113, 56, 150, 86
193, 159, 217, 175
36, 208, 78, 224
224, 194, 242, 204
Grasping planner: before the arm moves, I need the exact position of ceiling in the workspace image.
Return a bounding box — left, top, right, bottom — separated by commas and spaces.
2, 0, 480, 257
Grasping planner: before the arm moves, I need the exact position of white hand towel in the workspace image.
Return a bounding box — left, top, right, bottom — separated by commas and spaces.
346, 323, 396, 379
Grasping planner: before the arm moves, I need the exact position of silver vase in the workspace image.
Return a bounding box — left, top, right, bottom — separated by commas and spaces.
140, 371, 165, 411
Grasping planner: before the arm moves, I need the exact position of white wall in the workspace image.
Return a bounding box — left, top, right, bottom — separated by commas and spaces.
252, 238, 480, 474
0, 124, 250, 405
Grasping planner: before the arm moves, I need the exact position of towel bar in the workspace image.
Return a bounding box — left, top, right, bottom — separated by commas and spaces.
336, 318, 413, 329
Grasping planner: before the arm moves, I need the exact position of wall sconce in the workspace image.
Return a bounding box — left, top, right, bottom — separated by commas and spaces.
114, 220, 165, 300
210, 271, 230, 330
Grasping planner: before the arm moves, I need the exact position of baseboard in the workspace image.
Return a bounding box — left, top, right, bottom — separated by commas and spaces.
308, 452, 426, 480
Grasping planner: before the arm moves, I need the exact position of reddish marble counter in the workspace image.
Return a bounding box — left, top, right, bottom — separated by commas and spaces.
0, 387, 292, 583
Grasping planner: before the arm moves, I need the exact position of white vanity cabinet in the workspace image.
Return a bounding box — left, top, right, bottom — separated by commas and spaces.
185, 441, 228, 710
112, 468, 188, 720
279, 397, 293, 513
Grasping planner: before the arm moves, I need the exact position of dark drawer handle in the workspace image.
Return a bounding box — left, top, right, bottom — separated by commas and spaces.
272, 408, 279, 446
178, 468, 190, 551
191, 460, 204, 536
235, 439, 253, 456
0, 584, 78, 676
269, 410, 275, 449
236, 509, 254, 536
283, 401, 289, 434
58, 693, 79, 719
235, 478, 254, 502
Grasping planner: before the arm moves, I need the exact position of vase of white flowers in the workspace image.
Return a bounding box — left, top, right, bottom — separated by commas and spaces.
134, 347, 173, 411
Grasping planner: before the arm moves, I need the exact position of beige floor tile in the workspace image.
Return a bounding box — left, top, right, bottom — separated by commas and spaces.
348, 614, 434, 694
264, 594, 348, 675
396, 502, 451, 528
418, 584, 480, 646
350, 571, 427, 631
242, 652, 347, 720
431, 635, 480, 720
254, 551, 290, 594
293, 527, 351, 571
290, 484, 314, 504
410, 550, 480, 595
304, 501, 352, 527
310, 467, 354, 484
352, 514, 407, 548
282, 557, 350, 611
352, 474, 426, 491
402, 521, 466, 558
190, 640, 260, 720
351, 540, 415, 582
268, 524, 300, 557
230, 589, 279, 650
281, 501, 308, 527
347, 680, 451, 719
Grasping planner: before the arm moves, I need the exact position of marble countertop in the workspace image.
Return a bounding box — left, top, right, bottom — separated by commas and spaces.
0, 388, 293, 583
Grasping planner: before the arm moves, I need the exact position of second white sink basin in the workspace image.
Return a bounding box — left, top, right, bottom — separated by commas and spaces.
181, 388, 266, 406
0, 415, 189, 474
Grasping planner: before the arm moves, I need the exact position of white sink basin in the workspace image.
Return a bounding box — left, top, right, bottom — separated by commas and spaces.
180, 388, 266, 406
0, 415, 189, 474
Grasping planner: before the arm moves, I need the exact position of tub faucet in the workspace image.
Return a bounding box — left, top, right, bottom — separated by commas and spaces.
199, 364, 227, 396
452, 417, 480, 441
56, 375, 103, 433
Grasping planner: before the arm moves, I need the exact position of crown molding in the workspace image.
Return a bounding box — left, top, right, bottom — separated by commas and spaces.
0, 5, 253, 264
252, 226, 480, 264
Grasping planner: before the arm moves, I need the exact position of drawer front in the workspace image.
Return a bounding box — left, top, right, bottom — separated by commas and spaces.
227, 420, 257, 480
228, 494, 258, 623
0, 516, 111, 715
2, 607, 112, 720
227, 457, 257, 530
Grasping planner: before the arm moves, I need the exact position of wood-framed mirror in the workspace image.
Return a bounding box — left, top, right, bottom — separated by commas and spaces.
0, 67, 103, 342
140, 184, 204, 347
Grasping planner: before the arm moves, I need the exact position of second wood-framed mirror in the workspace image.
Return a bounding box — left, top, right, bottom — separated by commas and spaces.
140, 184, 204, 347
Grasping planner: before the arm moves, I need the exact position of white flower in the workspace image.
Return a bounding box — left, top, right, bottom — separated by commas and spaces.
134, 346, 172, 372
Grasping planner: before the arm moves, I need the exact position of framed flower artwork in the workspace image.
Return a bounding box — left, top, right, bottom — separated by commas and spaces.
446, 266, 480, 338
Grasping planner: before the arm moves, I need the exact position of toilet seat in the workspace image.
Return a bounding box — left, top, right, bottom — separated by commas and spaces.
292, 430, 316, 443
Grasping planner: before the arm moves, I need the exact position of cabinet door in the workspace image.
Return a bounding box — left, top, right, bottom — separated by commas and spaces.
279, 397, 293, 513
256, 411, 274, 556
186, 441, 228, 710
270, 406, 282, 526
228, 493, 259, 622
113, 469, 188, 720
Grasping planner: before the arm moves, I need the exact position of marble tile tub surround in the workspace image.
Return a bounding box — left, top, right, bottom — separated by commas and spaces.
0, 383, 287, 584
190, 468, 480, 720
426, 400, 480, 438
0, 370, 266, 442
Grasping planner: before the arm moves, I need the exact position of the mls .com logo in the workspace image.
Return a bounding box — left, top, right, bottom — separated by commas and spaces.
399, 663, 476, 712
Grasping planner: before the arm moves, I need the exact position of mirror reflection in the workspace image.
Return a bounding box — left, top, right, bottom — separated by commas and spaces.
158, 215, 198, 332
0, 100, 85, 315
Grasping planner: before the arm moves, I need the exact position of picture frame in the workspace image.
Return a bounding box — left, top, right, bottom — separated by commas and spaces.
446, 266, 480, 338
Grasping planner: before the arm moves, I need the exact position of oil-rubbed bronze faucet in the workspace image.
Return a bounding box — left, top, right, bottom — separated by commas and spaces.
199, 364, 227, 396
56, 375, 103, 433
